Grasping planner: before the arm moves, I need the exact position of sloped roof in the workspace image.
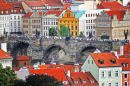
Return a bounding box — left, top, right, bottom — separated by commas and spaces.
106, 10, 126, 21
24, 0, 64, 7
29, 68, 68, 82
119, 58, 130, 71
12, 67, 20, 71
22, 65, 50, 70
0, 1, 24, 15
97, 1, 127, 11
68, 72, 98, 85
0, 49, 12, 59
118, 43, 130, 57
16, 55, 30, 60
91, 53, 121, 67
45, 10, 63, 17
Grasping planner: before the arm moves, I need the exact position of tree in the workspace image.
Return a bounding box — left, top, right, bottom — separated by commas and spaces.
0, 63, 18, 86
101, 35, 109, 39
77, 31, 85, 38
58, 24, 72, 37
49, 28, 57, 36
14, 74, 62, 86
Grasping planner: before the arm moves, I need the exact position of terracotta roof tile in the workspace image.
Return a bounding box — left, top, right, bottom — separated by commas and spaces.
12, 67, 20, 71
97, 1, 127, 11
29, 68, 68, 82
106, 10, 126, 21
91, 53, 121, 67
16, 55, 30, 60
0, 49, 12, 59
45, 10, 63, 17
68, 72, 98, 85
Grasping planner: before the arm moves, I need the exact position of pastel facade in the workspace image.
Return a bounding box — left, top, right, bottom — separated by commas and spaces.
79, 9, 109, 37
82, 53, 122, 86
58, 10, 79, 37
95, 9, 130, 40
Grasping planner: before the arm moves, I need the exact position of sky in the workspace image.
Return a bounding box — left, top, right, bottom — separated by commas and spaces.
123, 0, 130, 6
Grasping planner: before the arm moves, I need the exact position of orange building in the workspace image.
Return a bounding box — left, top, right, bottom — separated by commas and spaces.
58, 10, 79, 37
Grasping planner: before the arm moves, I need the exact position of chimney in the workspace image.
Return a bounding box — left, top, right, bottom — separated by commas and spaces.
113, 51, 119, 59
67, 70, 70, 77
1, 43, 7, 52
120, 46, 123, 55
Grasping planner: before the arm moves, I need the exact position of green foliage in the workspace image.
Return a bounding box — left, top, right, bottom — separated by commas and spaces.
49, 28, 57, 36
101, 35, 109, 39
0, 63, 18, 86
14, 74, 62, 86
77, 31, 85, 38
58, 24, 72, 37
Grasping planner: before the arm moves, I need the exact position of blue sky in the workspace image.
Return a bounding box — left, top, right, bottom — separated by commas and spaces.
123, 0, 130, 6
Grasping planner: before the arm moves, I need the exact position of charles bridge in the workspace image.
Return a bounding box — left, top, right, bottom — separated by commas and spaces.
0, 37, 127, 64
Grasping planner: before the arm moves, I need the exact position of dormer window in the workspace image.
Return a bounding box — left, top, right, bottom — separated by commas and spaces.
74, 81, 78, 84
5, 11, 8, 14
14, 10, 16, 13
78, 77, 86, 84
90, 80, 94, 83
1, 11, 3, 14
98, 59, 104, 64
11, 10, 13, 13
110, 58, 116, 64
124, 63, 128, 67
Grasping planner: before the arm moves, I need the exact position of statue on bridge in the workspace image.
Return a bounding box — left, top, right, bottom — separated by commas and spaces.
124, 29, 128, 40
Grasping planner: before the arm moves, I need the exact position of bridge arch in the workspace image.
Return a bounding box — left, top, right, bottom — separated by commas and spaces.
43, 44, 66, 60
76, 45, 101, 63
10, 41, 32, 59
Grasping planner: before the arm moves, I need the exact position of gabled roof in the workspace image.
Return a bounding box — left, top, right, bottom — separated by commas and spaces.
97, 1, 127, 11
68, 72, 98, 85
119, 58, 130, 71
91, 53, 121, 67
29, 68, 68, 82
0, 49, 12, 59
45, 10, 63, 17
16, 55, 30, 60
106, 10, 126, 21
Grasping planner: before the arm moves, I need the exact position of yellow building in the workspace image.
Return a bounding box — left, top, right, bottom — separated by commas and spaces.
58, 10, 79, 37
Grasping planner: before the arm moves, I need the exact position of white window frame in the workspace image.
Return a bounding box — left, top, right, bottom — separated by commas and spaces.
108, 83, 111, 86
101, 71, 105, 78
115, 83, 118, 86
108, 71, 111, 77
115, 71, 118, 77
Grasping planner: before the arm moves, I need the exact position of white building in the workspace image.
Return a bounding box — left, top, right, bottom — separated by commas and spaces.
0, 43, 13, 68
79, 9, 109, 37
70, 4, 85, 12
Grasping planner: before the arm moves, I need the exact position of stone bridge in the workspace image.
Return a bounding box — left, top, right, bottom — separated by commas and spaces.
0, 37, 127, 64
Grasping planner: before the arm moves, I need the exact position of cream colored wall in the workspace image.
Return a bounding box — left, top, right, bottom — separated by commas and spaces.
84, 0, 94, 10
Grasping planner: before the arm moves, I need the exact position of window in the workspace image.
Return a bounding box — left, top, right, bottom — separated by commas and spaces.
72, 26, 73, 30
124, 63, 128, 67
124, 74, 127, 78
88, 60, 90, 64
108, 71, 111, 77
115, 71, 118, 77
102, 32, 105, 35
76, 26, 77, 30
108, 83, 111, 86
14, 16, 16, 20
101, 71, 105, 78
10, 16, 12, 20
119, 31, 121, 36
115, 83, 118, 86
86, 14, 87, 17
18, 16, 20, 20
92, 60, 93, 64
114, 32, 116, 36
110, 58, 116, 64
102, 83, 104, 86
24, 63, 26, 66
124, 82, 127, 86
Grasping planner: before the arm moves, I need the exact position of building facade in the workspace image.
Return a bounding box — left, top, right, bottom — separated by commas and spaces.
58, 10, 79, 37
82, 53, 122, 86
42, 10, 65, 36
22, 11, 42, 36
95, 9, 130, 40
79, 9, 109, 37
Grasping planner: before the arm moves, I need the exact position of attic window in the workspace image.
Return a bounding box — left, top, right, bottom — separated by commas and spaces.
71, 77, 78, 84
74, 81, 78, 84
98, 59, 104, 64
110, 58, 116, 64
78, 77, 86, 84
90, 80, 94, 83
123, 63, 128, 67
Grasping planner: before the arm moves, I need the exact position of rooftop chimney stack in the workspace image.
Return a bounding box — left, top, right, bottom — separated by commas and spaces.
120, 46, 123, 55
1, 43, 7, 52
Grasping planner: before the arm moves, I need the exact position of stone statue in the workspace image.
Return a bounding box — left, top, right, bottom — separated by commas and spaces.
124, 29, 128, 40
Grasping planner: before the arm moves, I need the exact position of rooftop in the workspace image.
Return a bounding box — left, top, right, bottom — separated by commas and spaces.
0, 49, 12, 59
16, 55, 31, 60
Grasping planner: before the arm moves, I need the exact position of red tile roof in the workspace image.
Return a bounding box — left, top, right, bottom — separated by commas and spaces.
22, 65, 50, 70
24, 0, 64, 7
0, 2, 24, 15
119, 58, 130, 71
45, 10, 63, 17
68, 72, 98, 85
0, 49, 12, 59
16, 55, 31, 60
29, 68, 68, 82
12, 67, 20, 71
62, 3, 72, 10
106, 10, 126, 21
118, 43, 130, 57
91, 53, 121, 67
97, 1, 127, 11
22, 12, 43, 17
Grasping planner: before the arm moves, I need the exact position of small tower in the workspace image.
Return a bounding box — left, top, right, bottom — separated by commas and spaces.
16, 55, 31, 67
